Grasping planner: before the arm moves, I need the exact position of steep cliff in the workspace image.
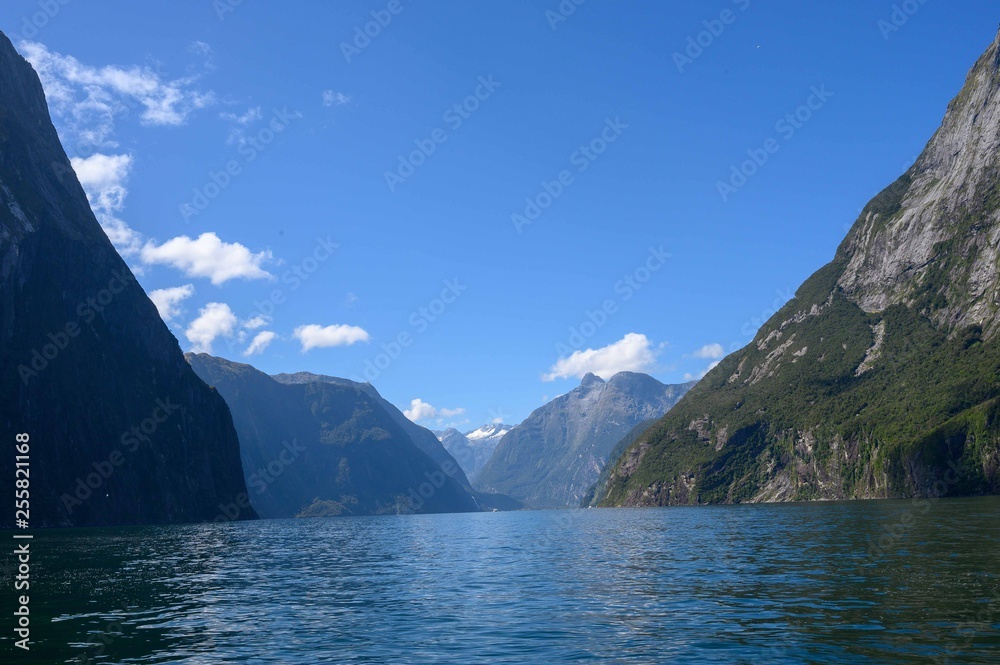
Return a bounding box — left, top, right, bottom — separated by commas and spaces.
0, 31, 253, 527
595, 29, 1000, 508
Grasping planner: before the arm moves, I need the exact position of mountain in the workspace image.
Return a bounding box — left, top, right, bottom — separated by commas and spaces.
475, 372, 694, 508
593, 28, 1000, 508
188, 355, 482, 517
272, 371, 521, 510
0, 31, 253, 527
435, 423, 514, 482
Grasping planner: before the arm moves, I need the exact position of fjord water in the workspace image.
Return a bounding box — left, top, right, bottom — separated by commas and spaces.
4, 498, 999, 663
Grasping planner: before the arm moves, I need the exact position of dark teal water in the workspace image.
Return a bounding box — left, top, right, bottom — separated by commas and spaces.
2, 497, 999, 663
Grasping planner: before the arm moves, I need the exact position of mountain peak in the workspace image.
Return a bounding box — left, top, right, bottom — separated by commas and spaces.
579, 372, 606, 389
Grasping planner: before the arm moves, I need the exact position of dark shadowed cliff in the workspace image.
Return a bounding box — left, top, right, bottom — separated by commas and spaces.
0, 31, 253, 527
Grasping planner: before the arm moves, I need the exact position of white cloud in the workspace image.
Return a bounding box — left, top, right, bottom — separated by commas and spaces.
185, 302, 237, 353
684, 360, 721, 382
543, 333, 661, 381
404, 398, 437, 422
70, 153, 142, 255
242, 314, 271, 330
402, 399, 465, 422
322, 90, 351, 107
141, 232, 273, 285
243, 330, 277, 357
19, 41, 221, 267
693, 343, 725, 360
293, 324, 370, 352
20, 40, 215, 150
149, 284, 195, 322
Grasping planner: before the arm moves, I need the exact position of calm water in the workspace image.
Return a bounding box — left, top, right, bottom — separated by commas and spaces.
2, 497, 999, 664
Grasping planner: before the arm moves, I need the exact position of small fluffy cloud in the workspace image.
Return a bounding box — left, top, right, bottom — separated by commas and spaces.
243, 330, 277, 357
322, 90, 351, 107
404, 398, 437, 422
185, 302, 237, 353
20, 40, 215, 150
141, 232, 273, 285
242, 315, 271, 330
293, 324, 370, 352
70, 153, 142, 255
544, 333, 660, 382
693, 343, 725, 360
149, 284, 195, 322
403, 399, 465, 422
684, 360, 721, 382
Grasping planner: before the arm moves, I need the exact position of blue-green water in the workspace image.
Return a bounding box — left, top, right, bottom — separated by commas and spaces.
2, 497, 999, 663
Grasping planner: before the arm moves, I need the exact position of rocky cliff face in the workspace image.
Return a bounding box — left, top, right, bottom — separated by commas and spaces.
838, 33, 1000, 336
189, 355, 483, 517
0, 31, 253, 527
476, 372, 693, 508
594, 28, 1000, 509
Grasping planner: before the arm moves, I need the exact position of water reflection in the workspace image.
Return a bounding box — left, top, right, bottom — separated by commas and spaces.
0, 497, 997, 663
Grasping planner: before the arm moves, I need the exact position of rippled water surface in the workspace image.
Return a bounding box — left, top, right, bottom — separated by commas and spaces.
2, 497, 999, 663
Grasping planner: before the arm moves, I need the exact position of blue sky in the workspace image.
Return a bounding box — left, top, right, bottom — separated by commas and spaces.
5, 0, 998, 428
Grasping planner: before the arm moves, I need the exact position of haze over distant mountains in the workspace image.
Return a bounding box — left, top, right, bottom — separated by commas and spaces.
0, 30, 252, 527
476, 372, 693, 508
190, 355, 491, 517
435, 423, 513, 482
271, 371, 520, 511
594, 28, 1000, 508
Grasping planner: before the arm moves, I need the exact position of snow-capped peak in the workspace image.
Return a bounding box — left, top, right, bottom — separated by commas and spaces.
465, 423, 513, 441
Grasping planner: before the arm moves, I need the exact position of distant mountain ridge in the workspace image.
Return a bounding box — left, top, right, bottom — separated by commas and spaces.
476, 372, 694, 508
593, 27, 1000, 508
272, 371, 521, 511
190, 355, 483, 517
